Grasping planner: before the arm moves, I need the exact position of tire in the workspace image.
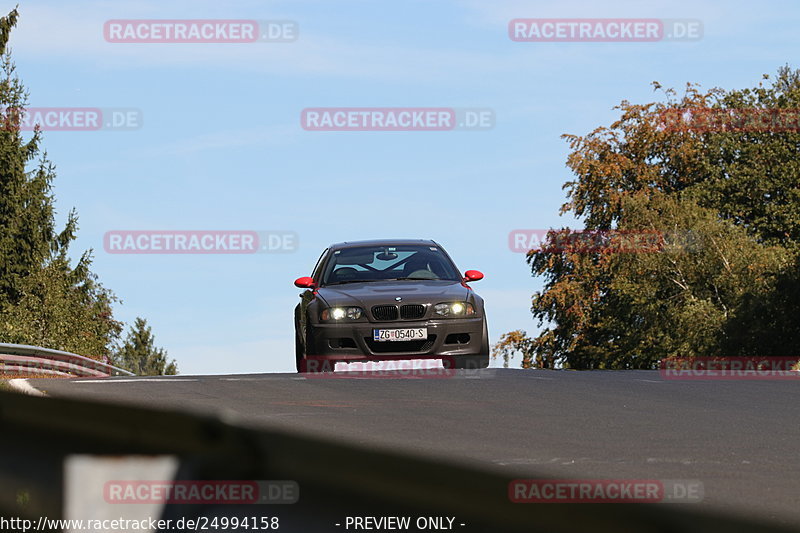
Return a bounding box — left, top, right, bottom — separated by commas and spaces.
295, 327, 334, 373
295, 332, 304, 373
450, 354, 490, 370
300, 358, 335, 373
480, 317, 489, 356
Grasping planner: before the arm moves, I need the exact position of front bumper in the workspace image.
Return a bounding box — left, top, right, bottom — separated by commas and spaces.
305, 317, 484, 363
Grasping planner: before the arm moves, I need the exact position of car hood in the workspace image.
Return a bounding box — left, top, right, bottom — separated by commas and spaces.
316, 280, 471, 308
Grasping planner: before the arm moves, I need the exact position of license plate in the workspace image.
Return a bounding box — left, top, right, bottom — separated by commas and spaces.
373, 328, 428, 342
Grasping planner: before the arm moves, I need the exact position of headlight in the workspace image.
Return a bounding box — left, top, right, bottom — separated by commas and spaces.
434, 302, 475, 317
321, 307, 363, 321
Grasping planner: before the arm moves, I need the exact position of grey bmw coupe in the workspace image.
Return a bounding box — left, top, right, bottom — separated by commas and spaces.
293, 239, 489, 373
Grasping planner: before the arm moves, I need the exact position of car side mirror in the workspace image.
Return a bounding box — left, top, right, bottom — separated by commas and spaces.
294, 276, 315, 289
464, 270, 484, 282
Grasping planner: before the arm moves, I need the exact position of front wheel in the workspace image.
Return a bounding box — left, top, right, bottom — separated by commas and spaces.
448, 354, 490, 370
295, 329, 335, 373
295, 332, 304, 373
298, 357, 336, 373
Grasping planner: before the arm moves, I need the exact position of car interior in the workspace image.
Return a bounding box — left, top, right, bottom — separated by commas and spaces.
326, 249, 453, 284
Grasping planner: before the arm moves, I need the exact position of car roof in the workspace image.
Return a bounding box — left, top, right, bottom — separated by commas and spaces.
329, 239, 439, 251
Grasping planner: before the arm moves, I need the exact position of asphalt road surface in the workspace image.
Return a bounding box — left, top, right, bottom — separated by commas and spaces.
28, 369, 800, 528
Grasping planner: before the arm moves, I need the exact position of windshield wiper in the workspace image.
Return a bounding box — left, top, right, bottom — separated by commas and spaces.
389, 277, 438, 281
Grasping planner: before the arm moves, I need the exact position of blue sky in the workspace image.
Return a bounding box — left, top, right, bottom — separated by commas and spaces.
3, 0, 796, 374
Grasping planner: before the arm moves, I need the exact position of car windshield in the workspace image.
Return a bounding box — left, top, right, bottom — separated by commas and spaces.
321, 245, 461, 285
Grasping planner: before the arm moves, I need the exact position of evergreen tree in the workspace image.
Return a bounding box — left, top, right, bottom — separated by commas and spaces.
0, 9, 136, 360
114, 318, 177, 376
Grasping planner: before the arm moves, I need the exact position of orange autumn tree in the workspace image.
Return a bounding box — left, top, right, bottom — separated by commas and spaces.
495, 70, 800, 369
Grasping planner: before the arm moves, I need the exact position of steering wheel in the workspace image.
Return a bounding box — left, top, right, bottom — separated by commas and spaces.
333, 267, 359, 281
406, 269, 438, 279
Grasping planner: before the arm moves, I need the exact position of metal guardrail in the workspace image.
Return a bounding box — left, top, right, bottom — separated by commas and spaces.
0, 343, 133, 377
